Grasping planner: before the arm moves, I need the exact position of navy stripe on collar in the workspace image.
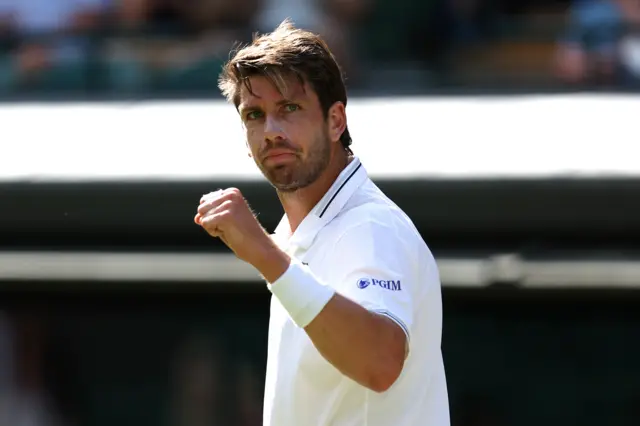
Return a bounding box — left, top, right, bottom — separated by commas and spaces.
318, 162, 363, 218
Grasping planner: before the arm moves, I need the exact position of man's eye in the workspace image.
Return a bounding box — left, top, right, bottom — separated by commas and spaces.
246, 110, 264, 121
284, 104, 300, 112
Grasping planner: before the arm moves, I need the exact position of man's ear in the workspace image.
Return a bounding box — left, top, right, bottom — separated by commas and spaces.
327, 102, 347, 144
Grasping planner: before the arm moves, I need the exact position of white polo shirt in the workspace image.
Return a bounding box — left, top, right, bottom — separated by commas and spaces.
263, 157, 450, 426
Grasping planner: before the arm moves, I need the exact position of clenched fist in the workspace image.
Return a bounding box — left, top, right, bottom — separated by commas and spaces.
194, 188, 290, 282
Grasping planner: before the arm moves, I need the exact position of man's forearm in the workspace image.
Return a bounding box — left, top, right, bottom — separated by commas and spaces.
304, 293, 406, 392
253, 249, 406, 392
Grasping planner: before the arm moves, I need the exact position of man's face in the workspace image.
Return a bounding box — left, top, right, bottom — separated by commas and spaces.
237, 75, 339, 192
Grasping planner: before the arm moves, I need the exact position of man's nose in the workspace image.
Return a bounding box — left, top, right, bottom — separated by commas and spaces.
264, 116, 286, 143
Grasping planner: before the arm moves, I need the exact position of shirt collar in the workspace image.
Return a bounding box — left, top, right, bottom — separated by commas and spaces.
274, 156, 368, 250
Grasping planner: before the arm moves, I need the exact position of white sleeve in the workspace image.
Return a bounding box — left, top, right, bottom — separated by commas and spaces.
326, 220, 417, 346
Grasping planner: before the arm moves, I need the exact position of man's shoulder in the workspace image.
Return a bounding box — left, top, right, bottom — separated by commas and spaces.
348, 180, 416, 225
329, 195, 422, 246
319, 192, 438, 290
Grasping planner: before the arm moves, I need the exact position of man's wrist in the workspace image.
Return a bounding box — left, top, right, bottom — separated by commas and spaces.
268, 258, 335, 328
251, 241, 291, 283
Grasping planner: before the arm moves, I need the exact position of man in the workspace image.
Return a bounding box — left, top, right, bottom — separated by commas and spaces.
194, 20, 450, 426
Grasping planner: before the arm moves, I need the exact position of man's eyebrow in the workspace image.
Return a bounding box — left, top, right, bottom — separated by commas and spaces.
239, 96, 301, 114
275, 98, 297, 106
238, 103, 260, 115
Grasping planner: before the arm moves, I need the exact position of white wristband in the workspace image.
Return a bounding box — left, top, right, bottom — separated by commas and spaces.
267, 258, 335, 328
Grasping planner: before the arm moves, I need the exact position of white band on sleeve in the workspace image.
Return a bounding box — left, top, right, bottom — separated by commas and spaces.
267, 258, 335, 328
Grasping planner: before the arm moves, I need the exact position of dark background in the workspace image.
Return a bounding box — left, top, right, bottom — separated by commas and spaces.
2, 0, 640, 425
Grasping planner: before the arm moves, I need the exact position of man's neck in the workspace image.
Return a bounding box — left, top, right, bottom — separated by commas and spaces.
277, 152, 351, 235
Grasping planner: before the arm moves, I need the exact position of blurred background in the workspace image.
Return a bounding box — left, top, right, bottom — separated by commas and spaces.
0, 0, 637, 96
1, 0, 640, 425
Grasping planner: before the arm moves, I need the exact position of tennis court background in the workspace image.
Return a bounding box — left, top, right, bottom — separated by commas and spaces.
3, 96, 640, 426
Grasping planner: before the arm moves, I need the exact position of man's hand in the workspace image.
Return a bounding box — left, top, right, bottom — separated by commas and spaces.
194, 188, 290, 282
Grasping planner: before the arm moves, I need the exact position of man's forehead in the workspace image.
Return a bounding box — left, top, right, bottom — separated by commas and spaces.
239, 74, 308, 105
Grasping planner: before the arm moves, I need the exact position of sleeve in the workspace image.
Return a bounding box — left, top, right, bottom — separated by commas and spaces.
326, 220, 417, 347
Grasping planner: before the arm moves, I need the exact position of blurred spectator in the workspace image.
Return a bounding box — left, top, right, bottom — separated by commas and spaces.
254, 0, 371, 85
0, 0, 106, 93
234, 360, 262, 426
0, 312, 66, 426
168, 333, 226, 426
106, 0, 258, 93
554, 0, 640, 88
617, 0, 640, 85
433, 0, 494, 48
423, 0, 498, 71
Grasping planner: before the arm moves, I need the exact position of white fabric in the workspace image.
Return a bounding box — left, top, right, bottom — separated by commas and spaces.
263, 157, 450, 426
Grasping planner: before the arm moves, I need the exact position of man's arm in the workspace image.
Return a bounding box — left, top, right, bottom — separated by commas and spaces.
195, 189, 415, 392
305, 293, 407, 392
255, 222, 414, 393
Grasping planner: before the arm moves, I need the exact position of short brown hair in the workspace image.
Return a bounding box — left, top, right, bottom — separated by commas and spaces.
219, 19, 352, 152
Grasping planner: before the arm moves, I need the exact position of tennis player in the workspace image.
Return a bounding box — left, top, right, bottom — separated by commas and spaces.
194, 20, 450, 426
